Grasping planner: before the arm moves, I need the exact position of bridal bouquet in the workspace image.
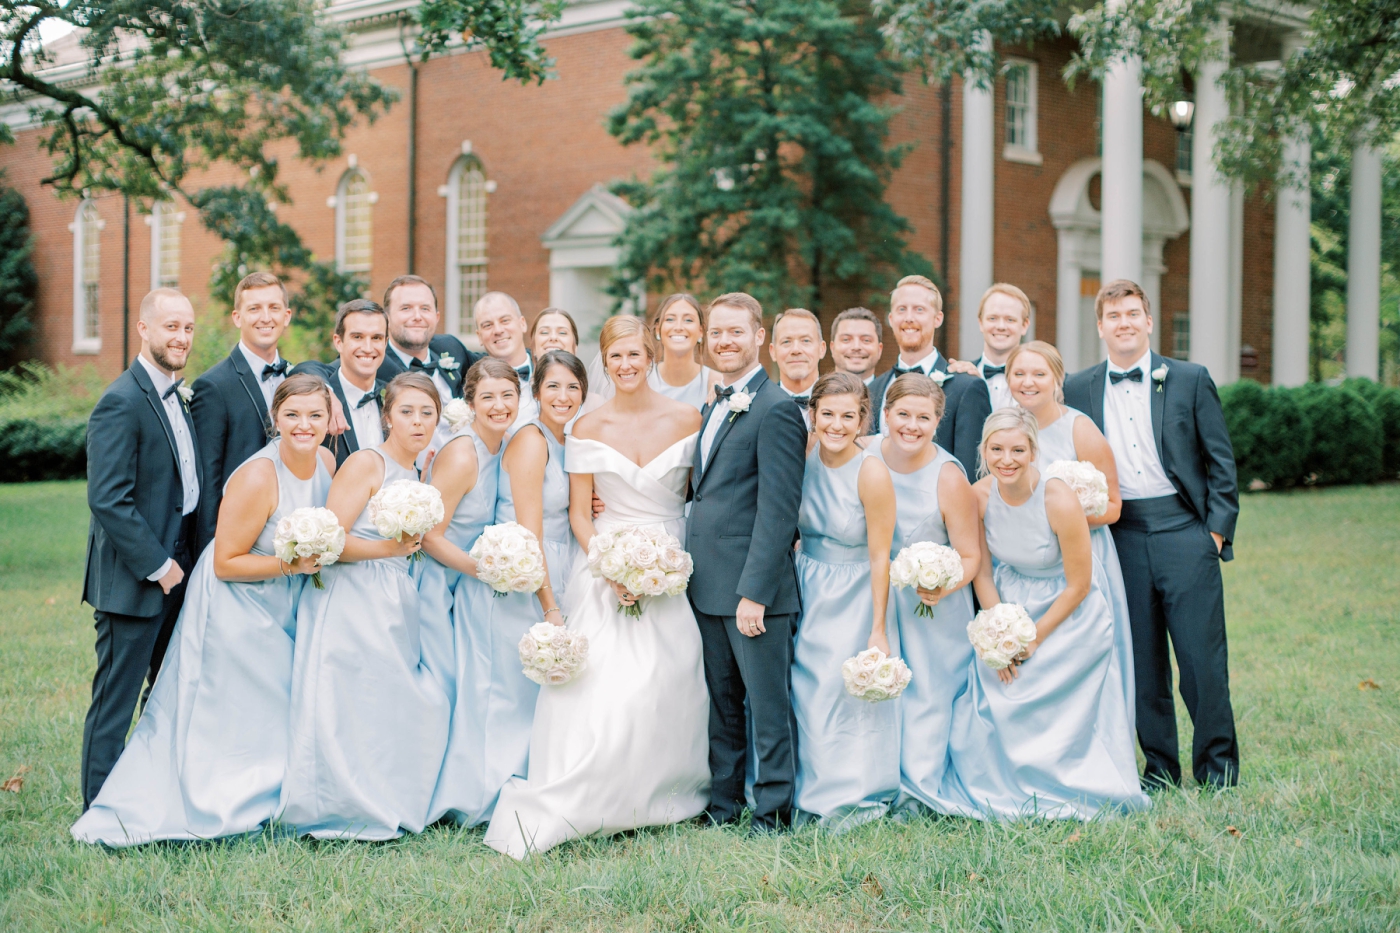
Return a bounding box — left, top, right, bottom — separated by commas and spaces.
967, 603, 1038, 670
889, 541, 964, 617
367, 479, 444, 561
1043, 460, 1110, 517
442, 398, 474, 433
587, 524, 693, 618
518, 622, 589, 686
469, 521, 547, 596
842, 647, 913, 702
273, 507, 346, 589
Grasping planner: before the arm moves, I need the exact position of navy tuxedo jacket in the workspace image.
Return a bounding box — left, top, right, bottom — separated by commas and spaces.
867, 354, 992, 480
376, 334, 483, 400
190, 345, 279, 552
1063, 353, 1240, 561
687, 368, 808, 617
289, 359, 389, 468
83, 362, 206, 618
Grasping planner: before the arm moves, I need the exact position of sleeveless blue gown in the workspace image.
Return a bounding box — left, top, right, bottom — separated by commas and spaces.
420, 427, 502, 824
942, 477, 1149, 819
280, 448, 451, 839
1035, 407, 1136, 736
72, 441, 331, 846
868, 439, 976, 816
791, 447, 900, 829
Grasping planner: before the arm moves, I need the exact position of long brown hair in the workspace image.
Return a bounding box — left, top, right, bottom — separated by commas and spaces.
270, 374, 333, 440
810, 371, 871, 433
648, 293, 704, 362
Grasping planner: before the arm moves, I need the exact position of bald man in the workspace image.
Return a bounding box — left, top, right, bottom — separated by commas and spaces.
473, 290, 537, 425
80, 288, 204, 809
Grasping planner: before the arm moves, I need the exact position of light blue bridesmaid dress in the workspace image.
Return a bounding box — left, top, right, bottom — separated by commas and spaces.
791, 446, 900, 829
941, 477, 1149, 820
1035, 407, 1136, 737
868, 439, 976, 816
280, 447, 451, 839
420, 426, 501, 824
72, 441, 331, 846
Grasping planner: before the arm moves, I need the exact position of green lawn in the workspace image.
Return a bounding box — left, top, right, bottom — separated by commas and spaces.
1, 482, 1397, 931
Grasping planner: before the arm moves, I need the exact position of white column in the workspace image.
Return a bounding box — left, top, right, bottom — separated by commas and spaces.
958, 33, 995, 360
1227, 183, 1244, 383
1100, 3, 1143, 285
1272, 133, 1311, 385
1189, 18, 1232, 384
1347, 140, 1382, 380
1055, 230, 1083, 371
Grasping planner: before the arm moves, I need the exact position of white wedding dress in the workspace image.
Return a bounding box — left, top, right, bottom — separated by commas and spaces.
484, 433, 711, 859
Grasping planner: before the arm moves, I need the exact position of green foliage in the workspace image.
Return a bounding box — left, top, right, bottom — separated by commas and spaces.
1219, 380, 1310, 488
1373, 386, 1400, 477
872, 0, 1060, 88
0, 364, 103, 483
0, 179, 36, 367
415, 0, 565, 84
1292, 384, 1384, 486
0, 363, 105, 422
607, 0, 933, 318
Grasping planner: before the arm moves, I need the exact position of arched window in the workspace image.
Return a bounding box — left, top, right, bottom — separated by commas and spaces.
149, 200, 183, 289
70, 200, 103, 353
445, 155, 490, 335
335, 167, 374, 274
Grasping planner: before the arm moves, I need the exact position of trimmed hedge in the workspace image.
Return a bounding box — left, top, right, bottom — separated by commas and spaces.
1219, 379, 1310, 487
1293, 384, 1383, 485
0, 418, 86, 482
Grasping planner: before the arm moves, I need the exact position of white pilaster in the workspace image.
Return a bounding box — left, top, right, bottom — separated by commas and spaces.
958, 33, 995, 360
1272, 133, 1311, 385
1055, 229, 1083, 370
1347, 140, 1382, 380
1100, 3, 1143, 285
1189, 18, 1232, 384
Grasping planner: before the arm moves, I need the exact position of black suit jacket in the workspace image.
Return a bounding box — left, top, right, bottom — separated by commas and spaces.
867, 353, 992, 480
289, 359, 388, 468
83, 362, 205, 618
190, 345, 278, 552
1063, 353, 1240, 561
687, 368, 808, 617
378, 335, 483, 399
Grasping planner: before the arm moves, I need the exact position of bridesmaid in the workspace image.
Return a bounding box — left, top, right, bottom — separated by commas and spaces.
420, 359, 529, 826
867, 373, 982, 818
583, 295, 717, 414
942, 408, 1148, 819
791, 372, 899, 829
1005, 340, 1135, 738
280, 373, 451, 839
72, 375, 336, 846
530, 308, 579, 358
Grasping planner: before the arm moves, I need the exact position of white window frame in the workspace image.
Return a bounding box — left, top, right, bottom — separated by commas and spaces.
332, 164, 376, 274
147, 200, 184, 290
1175, 122, 1194, 186
443, 154, 493, 338
1002, 58, 1041, 165
69, 200, 103, 354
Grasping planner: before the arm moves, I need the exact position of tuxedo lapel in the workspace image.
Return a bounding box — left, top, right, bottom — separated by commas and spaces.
130, 363, 181, 472
700, 368, 767, 484
1150, 352, 1167, 467
693, 402, 714, 478
326, 368, 360, 461
1086, 362, 1108, 432
228, 346, 271, 428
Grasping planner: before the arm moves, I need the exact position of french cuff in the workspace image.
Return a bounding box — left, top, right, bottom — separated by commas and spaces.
147, 558, 174, 583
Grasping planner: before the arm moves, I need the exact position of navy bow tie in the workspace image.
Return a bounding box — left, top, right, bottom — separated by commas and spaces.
162, 379, 184, 401
714, 385, 737, 402
261, 359, 288, 381
892, 364, 922, 377
409, 356, 438, 375
516, 364, 531, 381
1110, 367, 1144, 384
982, 364, 1005, 379
791, 394, 811, 407
355, 390, 379, 409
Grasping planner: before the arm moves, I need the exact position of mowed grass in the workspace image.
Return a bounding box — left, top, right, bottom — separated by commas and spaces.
0, 481, 1397, 931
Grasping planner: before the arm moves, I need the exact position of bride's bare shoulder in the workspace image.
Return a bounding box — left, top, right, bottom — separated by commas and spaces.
571, 405, 613, 442
656, 396, 703, 436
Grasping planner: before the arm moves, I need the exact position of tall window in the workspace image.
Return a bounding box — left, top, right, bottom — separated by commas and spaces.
1172, 315, 1191, 360
1003, 59, 1039, 163
70, 200, 102, 353
446, 156, 490, 336
150, 200, 182, 289
1176, 122, 1194, 180
336, 168, 373, 274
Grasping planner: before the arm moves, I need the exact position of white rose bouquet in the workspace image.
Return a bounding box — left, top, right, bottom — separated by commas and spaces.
469, 521, 548, 596
272, 507, 346, 589
367, 479, 444, 561
967, 603, 1038, 670
518, 622, 589, 686
889, 541, 964, 617
841, 647, 913, 702
586, 524, 693, 618
1043, 460, 1110, 517
442, 398, 474, 433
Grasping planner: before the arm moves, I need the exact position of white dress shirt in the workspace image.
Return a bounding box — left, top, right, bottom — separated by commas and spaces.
238, 341, 285, 410
1103, 349, 1176, 500
781, 382, 814, 430
701, 364, 763, 470
137, 354, 201, 582
979, 357, 1015, 411
389, 343, 456, 406
339, 369, 384, 450
877, 348, 941, 434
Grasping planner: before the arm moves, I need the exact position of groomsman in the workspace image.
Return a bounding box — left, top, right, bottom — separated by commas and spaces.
378, 274, 480, 400
1063, 279, 1240, 789
769, 308, 826, 429
292, 300, 390, 467
190, 271, 291, 552
81, 288, 203, 808
828, 307, 883, 385
967, 283, 1032, 411
866, 275, 992, 478
473, 291, 536, 423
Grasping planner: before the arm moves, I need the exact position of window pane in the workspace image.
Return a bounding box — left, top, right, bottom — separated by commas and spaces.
456, 160, 488, 334
1176, 124, 1194, 175
341, 172, 372, 273
1173, 316, 1191, 360
1005, 67, 1026, 148
81, 203, 101, 341
157, 202, 181, 287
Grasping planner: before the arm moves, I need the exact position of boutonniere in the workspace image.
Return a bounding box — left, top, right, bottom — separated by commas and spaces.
438, 353, 460, 373
1151, 364, 1169, 393
931, 370, 953, 387
727, 389, 753, 423
177, 384, 193, 412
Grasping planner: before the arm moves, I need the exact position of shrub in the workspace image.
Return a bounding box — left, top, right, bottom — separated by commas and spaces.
1374, 387, 1400, 478
1220, 380, 1311, 488
1340, 376, 1386, 406
0, 363, 103, 482
1293, 384, 1383, 485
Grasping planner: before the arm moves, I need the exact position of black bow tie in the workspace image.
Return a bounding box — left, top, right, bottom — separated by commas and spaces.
516, 364, 531, 381
982, 364, 1005, 379
162, 379, 184, 401
892, 364, 924, 377
791, 394, 810, 407
409, 356, 438, 375
261, 360, 288, 382
355, 390, 379, 409
1110, 367, 1144, 384
714, 385, 737, 402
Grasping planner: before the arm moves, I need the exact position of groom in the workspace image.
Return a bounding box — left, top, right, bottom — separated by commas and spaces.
688, 293, 808, 832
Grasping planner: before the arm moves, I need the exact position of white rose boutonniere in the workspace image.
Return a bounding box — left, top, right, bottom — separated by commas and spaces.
176, 384, 193, 412
1151, 363, 1169, 393
438, 353, 460, 373
727, 389, 753, 423
931, 370, 953, 387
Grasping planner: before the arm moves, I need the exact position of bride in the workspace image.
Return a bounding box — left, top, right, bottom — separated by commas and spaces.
484, 315, 710, 859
